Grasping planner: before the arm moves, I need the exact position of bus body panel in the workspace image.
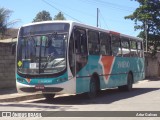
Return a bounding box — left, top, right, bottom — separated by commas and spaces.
16, 72, 76, 94
76, 55, 102, 94
75, 55, 145, 94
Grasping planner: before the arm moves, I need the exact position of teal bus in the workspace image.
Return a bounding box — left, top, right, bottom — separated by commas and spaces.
16, 21, 145, 99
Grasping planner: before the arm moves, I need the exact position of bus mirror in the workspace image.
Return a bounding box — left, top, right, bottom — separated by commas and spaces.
11, 43, 16, 55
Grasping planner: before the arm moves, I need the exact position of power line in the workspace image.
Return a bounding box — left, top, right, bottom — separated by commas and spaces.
99, 9, 110, 29
42, 0, 136, 34
80, 0, 135, 13
47, 0, 96, 18
42, 0, 82, 22
93, 0, 136, 11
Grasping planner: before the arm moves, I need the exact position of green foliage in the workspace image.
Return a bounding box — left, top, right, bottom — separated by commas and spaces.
125, 0, 160, 52
53, 12, 66, 20
0, 8, 12, 39
32, 10, 52, 22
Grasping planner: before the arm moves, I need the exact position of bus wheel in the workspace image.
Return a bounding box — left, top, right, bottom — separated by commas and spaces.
43, 94, 55, 100
118, 73, 133, 91
126, 73, 133, 91
88, 76, 98, 99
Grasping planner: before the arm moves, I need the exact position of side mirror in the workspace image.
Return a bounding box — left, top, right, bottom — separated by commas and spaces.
11, 43, 16, 55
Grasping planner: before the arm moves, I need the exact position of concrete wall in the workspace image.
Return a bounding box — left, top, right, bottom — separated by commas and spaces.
145, 52, 160, 78
0, 43, 16, 89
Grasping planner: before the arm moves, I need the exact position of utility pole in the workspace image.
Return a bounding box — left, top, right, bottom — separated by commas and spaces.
97, 8, 99, 27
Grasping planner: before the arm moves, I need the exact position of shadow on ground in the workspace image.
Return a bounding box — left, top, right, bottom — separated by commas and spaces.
0, 88, 17, 95
32, 87, 160, 105
0, 87, 159, 110
145, 77, 160, 81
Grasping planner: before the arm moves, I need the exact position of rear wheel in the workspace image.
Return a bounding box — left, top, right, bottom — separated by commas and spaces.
118, 73, 133, 91
126, 73, 133, 91
43, 94, 55, 100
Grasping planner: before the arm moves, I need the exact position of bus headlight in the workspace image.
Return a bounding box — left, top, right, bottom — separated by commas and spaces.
17, 78, 26, 83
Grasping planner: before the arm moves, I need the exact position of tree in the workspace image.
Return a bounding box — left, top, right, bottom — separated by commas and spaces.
53, 12, 66, 20
125, 0, 160, 52
0, 8, 12, 39
33, 10, 52, 22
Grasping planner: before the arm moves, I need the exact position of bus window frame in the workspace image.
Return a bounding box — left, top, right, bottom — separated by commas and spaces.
130, 39, 138, 57
121, 37, 130, 57
73, 26, 88, 55
137, 41, 144, 58
99, 32, 111, 56
73, 26, 89, 73
88, 30, 100, 55
111, 34, 122, 57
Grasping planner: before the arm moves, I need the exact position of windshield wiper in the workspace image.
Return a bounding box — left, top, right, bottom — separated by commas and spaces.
52, 59, 65, 67
40, 58, 65, 72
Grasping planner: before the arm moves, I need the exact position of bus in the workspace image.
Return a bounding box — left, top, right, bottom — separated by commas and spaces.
16, 21, 145, 99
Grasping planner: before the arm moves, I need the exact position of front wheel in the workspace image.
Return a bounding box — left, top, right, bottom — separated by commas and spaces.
43, 94, 55, 100
88, 76, 98, 99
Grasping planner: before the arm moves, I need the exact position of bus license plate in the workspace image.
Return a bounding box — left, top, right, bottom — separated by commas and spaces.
35, 85, 44, 90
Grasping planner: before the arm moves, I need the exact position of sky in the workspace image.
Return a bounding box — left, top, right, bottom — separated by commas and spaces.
0, 0, 141, 37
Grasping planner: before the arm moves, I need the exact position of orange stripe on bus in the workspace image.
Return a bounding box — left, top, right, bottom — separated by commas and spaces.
109, 31, 120, 35
101, 56, 114, 80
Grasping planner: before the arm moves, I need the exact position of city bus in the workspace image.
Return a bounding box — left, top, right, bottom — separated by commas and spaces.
16, 21, 145, 99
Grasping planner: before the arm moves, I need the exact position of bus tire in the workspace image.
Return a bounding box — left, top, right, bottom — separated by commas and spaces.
118, 73, 133, 91
126, 73, 133, 91
43, 94, 55, 100
88, 75, 99, 99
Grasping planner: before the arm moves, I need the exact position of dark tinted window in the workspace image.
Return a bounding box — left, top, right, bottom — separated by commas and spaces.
121, 37, 130, 57
137, 41, 143, 57
100, 33, 111, 55
20, 23, 70, 36
121, 37, 129, 49
88, 31, 99, 55
111, 35, 121, 56
130, 41, 137, 49
130, 40, 138, 57
74, 28, 87, 54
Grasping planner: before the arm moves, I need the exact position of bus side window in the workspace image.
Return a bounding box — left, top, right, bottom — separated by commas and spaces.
100, 33, 111, 55
137, 41, 143, 57
74, 30, 81, 53
74, 29, 87, 55
74, 27, 88, 72
88, 31, 99, 55
130, 40, 138, 57
121, 37, 130, 57
111, 35, 121, 56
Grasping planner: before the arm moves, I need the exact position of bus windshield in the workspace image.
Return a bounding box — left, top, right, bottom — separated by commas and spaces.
17, 23, 69, 75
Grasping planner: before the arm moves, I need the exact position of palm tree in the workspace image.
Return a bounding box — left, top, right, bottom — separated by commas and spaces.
0, 7, 19, 39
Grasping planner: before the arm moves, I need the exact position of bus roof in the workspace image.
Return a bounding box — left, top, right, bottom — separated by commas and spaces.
21, 20, 143, 41
21, 20, 74, 27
